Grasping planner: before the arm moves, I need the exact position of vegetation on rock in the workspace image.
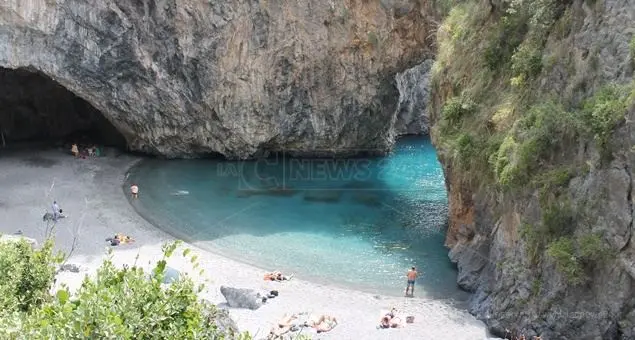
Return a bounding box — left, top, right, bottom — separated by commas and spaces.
432, 0, 634, 335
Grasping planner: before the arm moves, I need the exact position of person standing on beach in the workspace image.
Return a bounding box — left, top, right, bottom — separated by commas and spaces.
130, 184, 139, 199
71, 143, 79, 157
405, 266, 417, 297
52, 201, 60, 221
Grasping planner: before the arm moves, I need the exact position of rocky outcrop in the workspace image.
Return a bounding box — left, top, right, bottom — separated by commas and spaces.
431, 0, 635, 339
0, 0, 435, 158
220, 286, 266, 310
393, 59, 433, 135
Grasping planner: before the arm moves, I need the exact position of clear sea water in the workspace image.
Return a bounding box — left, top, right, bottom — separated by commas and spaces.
125, 136, 467, 301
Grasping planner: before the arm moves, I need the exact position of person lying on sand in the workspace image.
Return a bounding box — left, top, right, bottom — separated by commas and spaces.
263, 271, 293, 281
267, 314, 298, 339
378, 309, 403, 329
304, 314, 338, 333
106, 233, 135, 246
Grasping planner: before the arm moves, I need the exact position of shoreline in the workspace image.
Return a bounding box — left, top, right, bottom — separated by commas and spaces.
0, 149, 495, 339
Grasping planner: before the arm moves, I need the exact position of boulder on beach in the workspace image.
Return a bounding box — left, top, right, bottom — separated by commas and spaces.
202, 304, 240, 335
60, 263, 81, 273
220, 286, 266, 310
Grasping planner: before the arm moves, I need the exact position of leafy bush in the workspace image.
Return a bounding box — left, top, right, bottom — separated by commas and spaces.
582, 84, 632, 154
511, 42, 543, 81
547, 237, 584, 285
441, 95, 476, 127
0, 240, 250, 340
541, 201, 575, 237
483, 17, 527, 71
578, 233, 612, 262
0, 239, 60, 314
545, 233, 612, 285
493, 102, 580, 188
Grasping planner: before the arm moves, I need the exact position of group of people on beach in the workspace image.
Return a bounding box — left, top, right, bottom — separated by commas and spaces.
269, 313, 339, 339
71, 143, 102, 159
264, 266, 419, 338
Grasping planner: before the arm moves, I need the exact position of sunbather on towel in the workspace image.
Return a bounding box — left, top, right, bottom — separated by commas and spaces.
263, 271, 293, 281
268, 314, 297, 339
305, 314, 338, 333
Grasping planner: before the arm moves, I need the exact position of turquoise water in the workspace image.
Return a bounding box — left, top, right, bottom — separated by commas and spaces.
126, 137, 466, 301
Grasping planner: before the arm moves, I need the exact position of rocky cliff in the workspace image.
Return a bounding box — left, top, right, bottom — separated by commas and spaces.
431, 0, 635, 339
0, 0, 434, 158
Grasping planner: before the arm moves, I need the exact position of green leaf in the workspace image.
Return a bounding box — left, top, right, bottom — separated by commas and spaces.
56, 289, 69, 304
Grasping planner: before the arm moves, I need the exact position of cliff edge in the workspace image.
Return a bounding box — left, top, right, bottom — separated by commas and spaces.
431, 0, 635, 338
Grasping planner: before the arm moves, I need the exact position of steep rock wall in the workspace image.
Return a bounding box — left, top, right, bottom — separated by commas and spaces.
0, 0, 435, 158
393, 58, 432, 135
431, 0, 635, 339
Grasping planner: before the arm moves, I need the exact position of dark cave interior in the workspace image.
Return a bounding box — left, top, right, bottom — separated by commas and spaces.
0, 67, 127, 150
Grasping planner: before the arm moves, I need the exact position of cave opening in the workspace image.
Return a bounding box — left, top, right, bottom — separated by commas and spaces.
0, 67, 127, 152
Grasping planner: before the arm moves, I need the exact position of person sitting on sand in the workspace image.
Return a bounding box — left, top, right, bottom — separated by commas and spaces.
264, 271, 293, 281
305, 314, 338, 333
71, 143, 79, 157
268, 314, 298, 339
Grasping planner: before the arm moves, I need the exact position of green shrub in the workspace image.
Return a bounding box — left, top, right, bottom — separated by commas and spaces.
545, 233, 611, 285
520, 223, 542, 265
0, 239, 60, 314
483, 16, 527, 71
0, 240, 251, 339
541, 201, 575, 237
493, 102, 580, 188
630, 35, 635, 63
547, 237, 584, 285
578, 233, 611, 262
582, 84, 631, 154
511, 42, 543, 80
441, 95, 476, 127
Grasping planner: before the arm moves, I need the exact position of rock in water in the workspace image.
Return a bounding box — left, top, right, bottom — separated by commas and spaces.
220, 286, 266, 310
0, 1, 435, 159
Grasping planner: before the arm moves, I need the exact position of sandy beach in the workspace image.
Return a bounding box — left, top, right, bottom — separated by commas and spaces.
0, 148, 495, 340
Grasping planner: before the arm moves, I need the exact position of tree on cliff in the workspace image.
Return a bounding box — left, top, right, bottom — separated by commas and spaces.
0, 238, 250, 339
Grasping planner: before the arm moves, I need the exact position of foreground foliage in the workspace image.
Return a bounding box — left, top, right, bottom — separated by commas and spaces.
0, 239, 250, 340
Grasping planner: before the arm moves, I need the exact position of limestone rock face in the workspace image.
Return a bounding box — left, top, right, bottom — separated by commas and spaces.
0, 0, 435, 158
431, 0, 635, 338
393, 59, 432, 135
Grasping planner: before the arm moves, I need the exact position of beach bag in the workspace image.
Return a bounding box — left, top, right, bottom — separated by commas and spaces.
406, 316, 415, 323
